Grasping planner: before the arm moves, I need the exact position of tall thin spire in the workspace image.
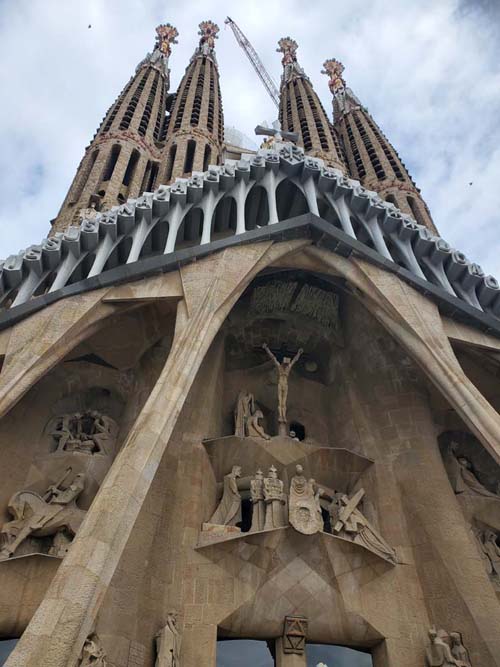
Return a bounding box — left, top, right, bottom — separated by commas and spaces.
276, 38, 344, 171
51, 23, 178, 233
160, 20, 224, 182
322, 58, 436, 232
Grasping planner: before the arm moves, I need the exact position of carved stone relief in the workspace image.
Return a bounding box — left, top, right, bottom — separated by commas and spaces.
425, 627, 471, 667
49, 410, 118, 455
250, 469, 265, 532
234, 391, 270, 439
262, 343, 303, 436
0, 470, 87, 560
203, 465, 242, 533
288, 464, 323, 535
472, 522, 500, 588
155, 612, 181, 667
329, 488, 397, 564
263, 466, 287, 530
78, 633, 107, 667
282, 615, 308, 655
443, 442, 500, 499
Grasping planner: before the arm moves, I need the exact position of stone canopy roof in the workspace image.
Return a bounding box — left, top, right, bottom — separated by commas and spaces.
1, 141, 499, 335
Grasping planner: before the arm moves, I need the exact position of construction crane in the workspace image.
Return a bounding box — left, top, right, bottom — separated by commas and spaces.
224, 17, 280, 108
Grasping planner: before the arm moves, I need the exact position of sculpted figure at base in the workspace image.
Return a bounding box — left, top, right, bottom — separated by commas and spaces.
250, 470, 265, 532
330, 489, 397, 564
425, 628, 471, 667
263, 466, 287, 530
79, 632, 107, 667
262, 343, 303, 426
234, 391, 270, 439
450, 632, 471, 667
156, 612, 181, 667
289, 464, 323, 535
0, 470, 86, 560
446, 444, 500, 499
207, 466, 242, 527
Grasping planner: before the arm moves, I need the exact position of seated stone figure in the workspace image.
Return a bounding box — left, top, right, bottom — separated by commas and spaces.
425, 628, 460, 666
0, 471, 86, 560
446, 443, 500, 499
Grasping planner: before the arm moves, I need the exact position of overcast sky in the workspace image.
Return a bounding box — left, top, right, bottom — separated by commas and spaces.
0, 0, 499, 277
0, 3, 497, 663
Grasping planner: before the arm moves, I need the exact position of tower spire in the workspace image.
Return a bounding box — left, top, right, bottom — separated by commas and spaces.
322, 58, 436, 232
276, 38, 344, 171
51, 22, 179, 233
160, 20, 224, 182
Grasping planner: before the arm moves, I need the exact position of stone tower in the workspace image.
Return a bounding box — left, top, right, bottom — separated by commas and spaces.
277, 37, 344, 170
322, 58, 435, 231
2, 15, 500, 667
160, 21, 224, 182
51, 23, 179, 233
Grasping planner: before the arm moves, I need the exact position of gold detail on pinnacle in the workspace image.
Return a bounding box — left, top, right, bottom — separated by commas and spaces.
322, 58, 346, 95
155, 23, 179, 57
277, 36, 298, 66
198, 20, 220, 49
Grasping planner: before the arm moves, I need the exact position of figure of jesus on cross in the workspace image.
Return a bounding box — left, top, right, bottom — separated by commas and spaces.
262, 343, 303, 436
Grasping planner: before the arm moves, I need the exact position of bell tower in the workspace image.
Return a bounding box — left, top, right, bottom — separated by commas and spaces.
322, 58, 436, 231
51, 23, 178, 233
160, 20, 224, 182
277, 37, 345, 171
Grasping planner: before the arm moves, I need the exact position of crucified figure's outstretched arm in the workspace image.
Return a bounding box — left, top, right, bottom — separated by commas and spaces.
289, 348, 303, 369
262, 343, 280, 369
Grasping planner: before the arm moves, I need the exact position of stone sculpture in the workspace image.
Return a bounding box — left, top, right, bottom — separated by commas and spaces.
282, 615, 307, 655
472, 524, 500, 583
250, 469, 265, 532
207, 466, 242, 527
446, 444, 500, 499
246, 409, 271, 440
234, 391, 270, 439
450, 632, 471, 666
78, 632, 107, 667
425, 627, 471, 667
263, 466, 287, 530
234, 390, 255, 437
155, 612, 181, 667
50, 411, 118, 455
329, 489, 397, 564
0, 470, 87, 560
288, 464, 323, 535
262, 343, 303, 435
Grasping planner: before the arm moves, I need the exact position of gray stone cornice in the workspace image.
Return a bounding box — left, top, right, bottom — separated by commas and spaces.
1, 143, 499, 334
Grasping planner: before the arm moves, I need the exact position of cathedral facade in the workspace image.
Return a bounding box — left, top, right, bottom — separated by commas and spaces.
0, 17, 500, 667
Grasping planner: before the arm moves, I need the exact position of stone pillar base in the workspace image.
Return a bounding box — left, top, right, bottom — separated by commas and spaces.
278, 421, 288, 437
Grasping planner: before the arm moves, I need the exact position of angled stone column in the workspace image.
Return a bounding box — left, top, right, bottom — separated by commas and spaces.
5, 240, 308, 667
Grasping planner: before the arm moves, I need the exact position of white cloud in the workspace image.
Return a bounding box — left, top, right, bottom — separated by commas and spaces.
0, 0, 498, 279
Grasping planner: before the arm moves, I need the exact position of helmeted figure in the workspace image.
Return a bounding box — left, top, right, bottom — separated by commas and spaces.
288, 464, 323, 535
425, 628, 459, 666
155, 612, 181, 667
263, 466, 287, 530
250, 469, 266, 532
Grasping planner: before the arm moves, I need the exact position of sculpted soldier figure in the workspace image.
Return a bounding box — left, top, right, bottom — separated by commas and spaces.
449, 632, 471, 667
250, 469, 265, 532
263, 466, 287, 530
262, 343, 303, 430
0, 470, 87, 560
208, 465, 242, 527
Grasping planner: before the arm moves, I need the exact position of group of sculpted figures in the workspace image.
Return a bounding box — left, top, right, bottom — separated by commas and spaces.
235, 344, 303, 439
0, 410, 117, 561
425, 627, 471, 666
76, 615, 181, 667
204, 464, 397, 563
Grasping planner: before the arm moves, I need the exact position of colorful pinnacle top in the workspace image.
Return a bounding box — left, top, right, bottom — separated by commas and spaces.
198, 20, 220, 50
321, 58, 346, 95
155, 23, 179, 58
